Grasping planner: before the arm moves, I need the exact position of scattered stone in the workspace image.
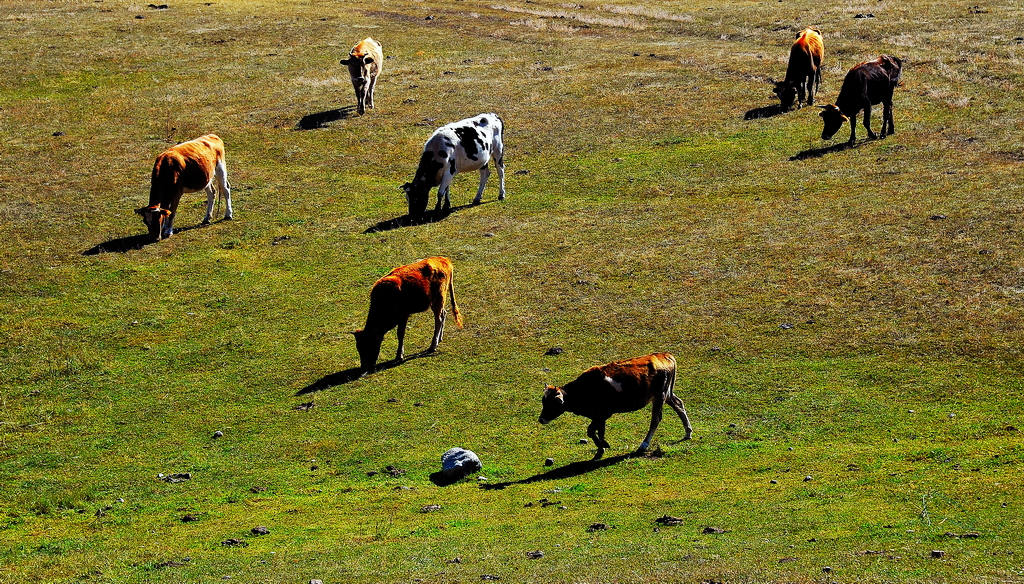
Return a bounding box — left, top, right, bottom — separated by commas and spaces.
484, 232, 495, 237
779, 323, 794, 330
770, 479, 778, 484
386, 398, 398, 403
366, 471, 379, 477
544, 347, 564, 356
250, 526, 269, 536
163, 473, 192, 483
540, 66, 553, 71
311, 580, 324, 584
52, 131, 65, 137
414, 402, 424, 407
181, 514, 199, 522
294, 401, 314, 411
477, 476, 487, 481
513, 169, 530, 175
424, 14, 434, 20
385, 465, 405, 477
544, 458, 555, 466
249, 486, 266, 493
213, 430, 224, 439
822, 566, 833, 573
449, 557, 462, 564
579, 438, 588, 444
788, 447, 794, 451
655, 515, 684, 526
310, 465, 318, 471
221, 538, 247, 547
540, 499, 562, 507
587, 523, 609, 532
117, 498, 125, 503
481, 575, 500, 580
702, 526, 727, 534
421, 504, 442, 513
430, 447, 482, 485
929, 215, 947, 221
95, 506, 111, 517
948, 413, 956, 418
526, 550, 544, 559
558, 505, 567, 510
804, 476, 813, 481
930, 550, 945, 558
854, 12, 875, 18
944, 531, 980, 539
778, 557, 797, 563
393, 485, 412, 491
148, 3, 169, 8
135, 14, 145, 18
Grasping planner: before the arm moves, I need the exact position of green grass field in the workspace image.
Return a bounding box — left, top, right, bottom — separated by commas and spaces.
2, 0, 1023, 582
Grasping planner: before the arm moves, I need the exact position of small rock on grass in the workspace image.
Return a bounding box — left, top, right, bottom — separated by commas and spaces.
293, 402, 314, 411
181, 514, 199, 522
213, 430, 224, 439
250, 526, 269, 536
655, 515, 684, 526
931, 550, 945, 558
525, 550, 544, 559
544, 458, 554, 466
421, 504, 442, 513
163, 473, 191, 483
481, 576, 500, 581
221, 538, 247, 547
310, 580, 324, 584
544, 347, 564, 356
702, 526, 727, 534
587, 522, 609, 532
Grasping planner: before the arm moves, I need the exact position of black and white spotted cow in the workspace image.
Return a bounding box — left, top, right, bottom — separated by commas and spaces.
401, 113, 506, 218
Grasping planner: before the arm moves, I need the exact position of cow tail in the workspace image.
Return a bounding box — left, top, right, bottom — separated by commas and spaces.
449, 269, 463, 329
664, 354, 677, 399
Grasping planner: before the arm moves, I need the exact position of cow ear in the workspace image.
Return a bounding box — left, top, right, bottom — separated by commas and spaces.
363, 56, 374, 64
339, 58, 351, 65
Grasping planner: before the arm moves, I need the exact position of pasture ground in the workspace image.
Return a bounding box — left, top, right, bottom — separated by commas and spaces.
2, 0, 1023, 582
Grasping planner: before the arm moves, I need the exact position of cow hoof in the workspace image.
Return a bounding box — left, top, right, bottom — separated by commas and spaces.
592, 449, 605, 460
223, 215, 233, 221
498, 194, 506, 201
471, 199, 481, 206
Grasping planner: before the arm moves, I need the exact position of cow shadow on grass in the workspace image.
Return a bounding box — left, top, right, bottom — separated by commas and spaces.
296, 106, 359, 130
295, 350, 438, 395
789, 141, 856, 161
743, 103, 788, 120
81, 222, 217, 255
479, 453, 633, 490
363, 200, 495, 234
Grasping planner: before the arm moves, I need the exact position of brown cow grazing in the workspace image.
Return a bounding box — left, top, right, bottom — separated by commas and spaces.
353, 257, 462, 373
135, 134, 232, 242
819, 55, 903, 145
774, 27, 824, 110
339, 37, 383, 115
538, 353, 692, 459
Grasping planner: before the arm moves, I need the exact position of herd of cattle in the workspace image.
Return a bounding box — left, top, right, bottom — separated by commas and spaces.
131, 30, 904, 458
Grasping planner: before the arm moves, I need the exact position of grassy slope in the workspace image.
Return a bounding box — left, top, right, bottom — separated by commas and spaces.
1, 0, 1023, 582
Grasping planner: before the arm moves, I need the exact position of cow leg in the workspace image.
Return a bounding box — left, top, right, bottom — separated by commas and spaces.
216, 159, 233, 220
806, 73, 815, 106
428, 307, 446, 353
473, 164, 490, 205
435, 167, 454, 214
587, 420, 608, 460
797, 78, 806, 108
395, 316, 408, 362
638, 398, 664, 453
667, 394, 693, 440
163, 212, 175, 239
496, 153, 506, 201
202, 185, 215, 224
848, 116, 857, 145
863, 105, 877, 140
883, 99, 895, 137
367, 75, 377, 109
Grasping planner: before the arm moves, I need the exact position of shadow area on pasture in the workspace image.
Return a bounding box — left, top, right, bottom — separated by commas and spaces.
790, 141, 855, 161
296, 106, 358, 130
743, 103, 787, 120
363, 200, 494, 234
479, 453, 633, 490
81, 222, 217, 255
295, 350, 438, 395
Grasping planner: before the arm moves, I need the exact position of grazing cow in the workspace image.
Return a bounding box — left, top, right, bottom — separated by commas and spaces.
339, 37, 383, 115
353, 257, 463, 373
135, 134, 232, 242
401, 113, 505, 218
819, 55, 903, 144
774, 27, 824, 110
538, 353, 692, 459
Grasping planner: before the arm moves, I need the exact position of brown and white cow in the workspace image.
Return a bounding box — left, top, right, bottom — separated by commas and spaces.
135, 134, 232, 242
774, 27, 824, 110
819, 55, 903, 144
538, 353, 692, 459
353, 257, 463, 373
339, 37, 383, 115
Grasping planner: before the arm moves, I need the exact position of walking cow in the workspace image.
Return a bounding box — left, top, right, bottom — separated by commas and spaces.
819, 55, 903, 144
538, 353, 692, 459
352, 257, 463, 374
135, 134, 233, 242
401, 113, 506, 219
774, 27, 824, 110
340, 37, 383, 115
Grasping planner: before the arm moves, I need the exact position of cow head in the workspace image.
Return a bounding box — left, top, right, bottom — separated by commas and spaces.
352, 328, 383, 373
400, 182, 429, 219
340, 53, 377, 114
818, 104, 848, 140
773, 81, 797, 110
135, 205, 171, 241
538, 385, 567, 425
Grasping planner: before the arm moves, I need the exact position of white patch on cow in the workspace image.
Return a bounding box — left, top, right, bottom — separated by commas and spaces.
605, 376, 624, 392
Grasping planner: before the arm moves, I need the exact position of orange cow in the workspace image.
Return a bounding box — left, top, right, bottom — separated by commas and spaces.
539, 353, 692, 459
135, 134, 232, 242
339, 37, 383, 115
774, 28, 824, 110
353, 257, 462, 373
